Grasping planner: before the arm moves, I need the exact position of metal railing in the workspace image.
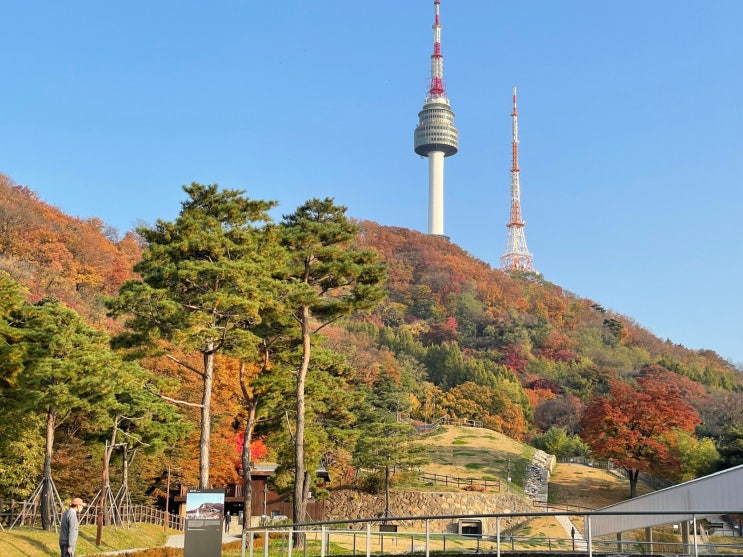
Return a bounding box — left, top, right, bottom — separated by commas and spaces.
239, 510, 743, 557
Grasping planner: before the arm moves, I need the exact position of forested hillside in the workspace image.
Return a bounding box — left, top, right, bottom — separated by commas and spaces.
1, 175, 741, 511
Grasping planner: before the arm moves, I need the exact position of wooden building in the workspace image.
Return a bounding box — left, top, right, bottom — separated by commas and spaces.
174, 464, 329, 526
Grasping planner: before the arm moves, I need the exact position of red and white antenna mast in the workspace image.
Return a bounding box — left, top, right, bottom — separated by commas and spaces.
500, 86, 535, 272
428, 0, 445, 98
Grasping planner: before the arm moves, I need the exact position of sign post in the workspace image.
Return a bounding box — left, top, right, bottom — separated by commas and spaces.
183, 489, 225, 557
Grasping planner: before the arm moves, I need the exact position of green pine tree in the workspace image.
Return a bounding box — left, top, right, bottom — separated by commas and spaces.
4, 299, 123, 529
279, 198, 386, 531
107, 183, 282, 488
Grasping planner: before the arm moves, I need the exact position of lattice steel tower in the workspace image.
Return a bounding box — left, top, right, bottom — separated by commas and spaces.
500, 87, 535, 272
414, 0, 459, 236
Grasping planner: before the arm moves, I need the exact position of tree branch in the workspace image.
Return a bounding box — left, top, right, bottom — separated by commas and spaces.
157, 393, 204, 409
165, 354, 205, 378
145, 384, 204, 408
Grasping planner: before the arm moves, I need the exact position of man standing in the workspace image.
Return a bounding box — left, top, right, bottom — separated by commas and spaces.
60, 497, 85, 557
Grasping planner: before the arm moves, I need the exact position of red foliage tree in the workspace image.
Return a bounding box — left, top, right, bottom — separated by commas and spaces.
580, 376, 700, 497
234, 433, 268, 466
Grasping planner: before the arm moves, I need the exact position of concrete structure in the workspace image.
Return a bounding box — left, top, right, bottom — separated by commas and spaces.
414, 0, 459, 237
500, 87, 535, 272
590, 463, 743, 537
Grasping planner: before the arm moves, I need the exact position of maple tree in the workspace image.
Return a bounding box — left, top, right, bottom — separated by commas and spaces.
579, 376, 700, 497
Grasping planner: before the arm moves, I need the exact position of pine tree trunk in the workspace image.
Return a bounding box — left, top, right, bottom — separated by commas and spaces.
200, 348, 214, 489
121, 448, 129, 505
241, 397, 257, 531
293, 305, 311, 545
41, 408, 56, 530
119, 446, 130, 523
100, 433, 116, 527
385, 465, 391, 518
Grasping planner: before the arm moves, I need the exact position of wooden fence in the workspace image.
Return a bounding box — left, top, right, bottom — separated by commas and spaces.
418, 472, 502, 491
437, 417, 484, 429
0, 500, 184, 531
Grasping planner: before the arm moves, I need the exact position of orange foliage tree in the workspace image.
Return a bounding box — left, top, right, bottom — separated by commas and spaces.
580, 376, 700, 497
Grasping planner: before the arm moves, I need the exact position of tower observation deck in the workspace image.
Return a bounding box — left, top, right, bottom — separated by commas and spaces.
414, 0, 459, 236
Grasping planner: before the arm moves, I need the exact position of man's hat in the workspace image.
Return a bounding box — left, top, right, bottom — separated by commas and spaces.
71, 497, 86, 508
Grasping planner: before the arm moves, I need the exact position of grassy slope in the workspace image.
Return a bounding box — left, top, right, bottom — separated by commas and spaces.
0, 523, 170, 557
415, 425, 648, 540
417, 425, 534, 494
525, 462, 653, 539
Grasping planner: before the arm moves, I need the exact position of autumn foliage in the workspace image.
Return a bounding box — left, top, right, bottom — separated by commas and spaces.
580, 374, 700, 496
1, 176, 742, 505
0, 175, 140, 318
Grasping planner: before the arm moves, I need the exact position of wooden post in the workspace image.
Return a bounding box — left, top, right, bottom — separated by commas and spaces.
163, 466, 171, 532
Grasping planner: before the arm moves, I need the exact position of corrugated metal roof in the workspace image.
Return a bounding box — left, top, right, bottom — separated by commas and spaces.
590, 464, 743, 536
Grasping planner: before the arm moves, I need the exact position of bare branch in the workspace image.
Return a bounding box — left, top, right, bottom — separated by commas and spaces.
166, 354, 205, 377
157, 393, 204, 409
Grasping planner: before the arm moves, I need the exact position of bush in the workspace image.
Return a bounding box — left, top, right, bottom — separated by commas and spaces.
357, 471, 385, 493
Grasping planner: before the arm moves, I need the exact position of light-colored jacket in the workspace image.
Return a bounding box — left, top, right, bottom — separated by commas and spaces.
59, 508, 79, 547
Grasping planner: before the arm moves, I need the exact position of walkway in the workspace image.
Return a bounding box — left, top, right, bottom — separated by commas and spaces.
79, 531, 241, 556
166, 530, 243, 548
554, 514, 588, 551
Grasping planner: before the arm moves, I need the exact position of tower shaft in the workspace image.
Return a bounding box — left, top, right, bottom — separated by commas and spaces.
501, 87, 535, 272
414, 0, 458, 236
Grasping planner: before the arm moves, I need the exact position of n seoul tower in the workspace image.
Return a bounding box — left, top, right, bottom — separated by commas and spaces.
500, 87, 535, 272
414, 0, 459, 237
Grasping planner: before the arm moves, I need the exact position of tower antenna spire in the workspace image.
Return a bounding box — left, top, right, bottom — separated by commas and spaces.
414, 0, 459, 236
500, 86, 536, 272
429, 0, 445, 98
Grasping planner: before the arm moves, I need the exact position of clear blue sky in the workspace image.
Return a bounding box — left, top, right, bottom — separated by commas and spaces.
2, 1, 742, 366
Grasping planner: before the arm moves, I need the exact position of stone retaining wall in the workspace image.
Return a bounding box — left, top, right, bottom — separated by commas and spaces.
524, 449, 555, 503
325, 490, 534, 535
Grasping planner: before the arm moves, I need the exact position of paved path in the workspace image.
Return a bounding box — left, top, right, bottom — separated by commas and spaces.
555, 514, 588, 551
166, 530, 243, 548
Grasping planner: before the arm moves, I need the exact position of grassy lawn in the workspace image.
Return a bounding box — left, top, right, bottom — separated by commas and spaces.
548, 462, 652, 509
419, 426, 533, 492
0, 523, 170, 557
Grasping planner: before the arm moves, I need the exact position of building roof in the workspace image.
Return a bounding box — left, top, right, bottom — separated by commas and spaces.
251, 463, 330, 480
590, 464, 743, 536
